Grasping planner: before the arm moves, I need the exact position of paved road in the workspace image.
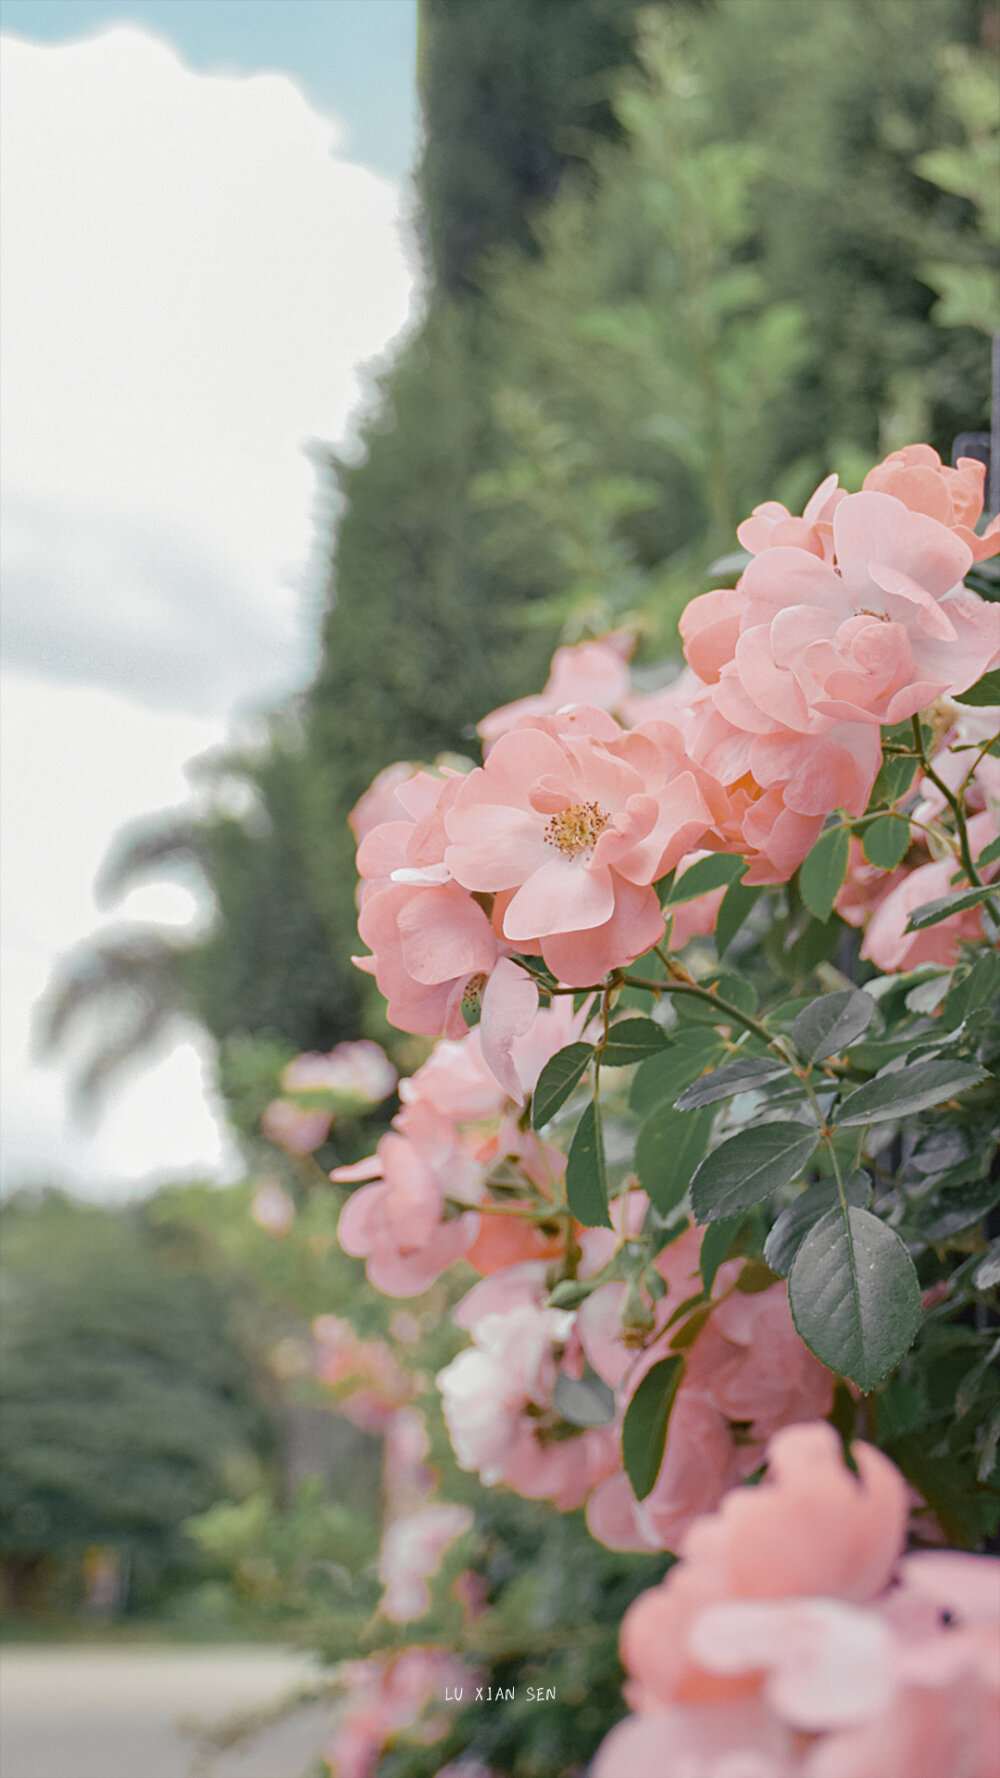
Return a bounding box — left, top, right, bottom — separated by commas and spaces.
0, 1646, 332, 1778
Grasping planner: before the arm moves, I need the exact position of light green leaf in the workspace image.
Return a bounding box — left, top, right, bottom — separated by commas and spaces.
553, 1368, 616, 1427
789, 1206, 921, 1390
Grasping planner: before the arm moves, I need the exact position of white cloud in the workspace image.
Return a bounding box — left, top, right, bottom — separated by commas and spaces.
0, 28, 417, 1192
0, 25, 416, 714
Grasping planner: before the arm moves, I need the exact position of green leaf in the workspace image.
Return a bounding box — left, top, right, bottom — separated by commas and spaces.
798, 826, 850, 923
715, 877, 764, 956
565, 1100, 611, 1228
630, 1031, 725, 1117
531, 1042, 593, 1129
945, 951, 1000, 1028
600, 1017, 670, 1067
862, 815, 911, 869
834, 1060, 988, 1126
635, 1105, 715, 1217
553, 1367, 616, 1428
663, 853, 744, 906
867, 751, 918, 810
763, 1171, 871, 1277
978, 836, 1000, 869
790, 989, 876, 1063
675, 973, 758, 1024
789, 1206, 921, 1391
690, 1123, 820, 1223
905, 885, 999, 931
675, 1056, 791, 1110
622, 1356, 685, 1501
954, 669, 1000, 706
699, 1213, 762, 1294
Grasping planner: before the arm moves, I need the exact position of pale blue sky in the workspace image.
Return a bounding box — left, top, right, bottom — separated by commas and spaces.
1, 0, 419, 176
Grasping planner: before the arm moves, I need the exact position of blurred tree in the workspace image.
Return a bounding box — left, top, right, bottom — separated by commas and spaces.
416, 0, 650, 289
0, 1192, 275, 1611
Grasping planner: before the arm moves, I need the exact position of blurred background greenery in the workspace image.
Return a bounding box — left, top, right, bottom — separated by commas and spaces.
4, 0, 998, 1714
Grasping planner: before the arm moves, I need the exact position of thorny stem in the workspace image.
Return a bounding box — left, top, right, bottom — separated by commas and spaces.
910, 716, 1000, 930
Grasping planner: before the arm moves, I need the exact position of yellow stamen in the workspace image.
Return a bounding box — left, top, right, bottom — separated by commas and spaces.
544, 801, 611, 859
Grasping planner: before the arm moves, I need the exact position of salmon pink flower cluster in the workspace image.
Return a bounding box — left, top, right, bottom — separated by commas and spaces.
324, 1648, 479, 1778
324, 441, 999, 1778
435, 1217, 832, 1539
592, 1422, 1000, 1778
261, 1040, 397, 1155
332, 1002, 588, 1295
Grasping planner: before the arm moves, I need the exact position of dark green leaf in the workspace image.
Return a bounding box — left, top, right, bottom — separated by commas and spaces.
690, 1123, 820, 1222
919, 1176, 1000, 1244
531, 1042, 593, 1129
553, 1367, 616, 1428
954, 669, 1000, 706
663, 853, 744, 905
635, 1105, 715, 1217
622, 1356, 685, 1500
978, 836, 1000, 869
600, 1017, 669, 1067
565, 1100, 611, 1228
676, 1055, 791, 1110
715, 877, 764, 956
789, 1206, 921, 1390
790, 989, 876, 1063
798, 826, 850, 923
834, 1060, 988, 1126
699, 1213, 762, 1294
630, 1031, 725, 1116
905, 885, 999, 931
763, 1171, 871, 1277
862, 815, 911, 869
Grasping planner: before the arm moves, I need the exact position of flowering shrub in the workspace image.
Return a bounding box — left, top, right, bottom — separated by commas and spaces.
318, 443, 998, 1776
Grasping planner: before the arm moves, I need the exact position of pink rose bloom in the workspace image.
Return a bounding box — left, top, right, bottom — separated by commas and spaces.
325, 1650, 477, 1778
478, 634, 634, 743
861, 810, 999, 972
681, 1422, 909, 1605
592, 1698, 799, 1778
333, 1103, 483, 1297
863, 443, 1000, 563
348, 759, 422, 843
737, 471, 844, 561
282, 1040, 397, 1106
313, 1317, 414, 1432
438, 1265, 618, 1508
378, 1501, 474, 1622
732, 491, 997, 729
260, 1098, 332, 1155
443, 711, 717, 986
578, 1227, 833, 1554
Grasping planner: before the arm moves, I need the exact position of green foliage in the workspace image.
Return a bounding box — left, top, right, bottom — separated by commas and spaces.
565, 1099, 612, 1227
621, 1356, 684, 1500
788, 1206, 922, 1391
0, 1193, 274, 1603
